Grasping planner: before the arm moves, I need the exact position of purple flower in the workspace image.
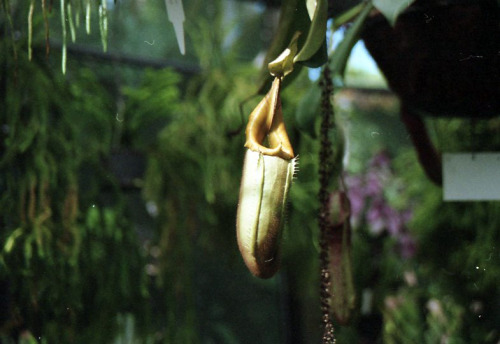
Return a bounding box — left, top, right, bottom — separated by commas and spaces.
345, 174, 366, 223
398, 232, 417, 259
365, 171, 384, 196
386, 207, 403, 236
347, 187, 365, 220
401, 209, 413, 223
369, 151, 391, 170
366, 197, 387, 235
344, 150, 417, 259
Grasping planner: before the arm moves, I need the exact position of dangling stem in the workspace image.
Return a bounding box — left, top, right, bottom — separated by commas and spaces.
3, 0, 18, 69
74, 0, 81, 28
28, 0, 35, 61
67, 1, 76, 42
99, 0, 108, 52
318, 66, 336, 344
60, 0, 67, 74
41, 0, 50, 56
85, 0, 91, 34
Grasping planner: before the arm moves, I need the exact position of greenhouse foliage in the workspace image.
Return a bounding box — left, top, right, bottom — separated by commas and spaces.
1, 0, 500, 343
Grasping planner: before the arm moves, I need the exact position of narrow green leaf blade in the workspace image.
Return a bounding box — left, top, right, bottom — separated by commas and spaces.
330, 1, 374, 79
294, 0, 328, 64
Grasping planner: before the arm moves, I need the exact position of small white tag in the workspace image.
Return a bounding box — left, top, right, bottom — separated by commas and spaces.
443, 153, 500, 201
165, 0, 185, 55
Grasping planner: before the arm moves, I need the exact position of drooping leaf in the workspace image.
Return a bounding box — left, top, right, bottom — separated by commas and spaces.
333, 1, 365, 29
294, 0, 328, 65
28, 0, 35, 60
60, 0, 67, 74
330, 1, 374, 79
98, 0, 108, 52
67, 2, 76, 42
85, 0, 91, 34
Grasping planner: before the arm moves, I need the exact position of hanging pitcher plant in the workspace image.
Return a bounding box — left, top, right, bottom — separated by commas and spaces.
235, 2, 354, 341
236, 0, 431, 342
236, 33, 299, 279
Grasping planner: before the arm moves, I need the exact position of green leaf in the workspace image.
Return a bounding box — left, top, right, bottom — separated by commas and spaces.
294, 0, 328, 64
330, 1, 374, 79
85, 206, 101, 230
295, 82, 321, 137
268, 31, 301, 77
333, 1, 366, 29
99, 0, 108, 52
373, 0, 417, 26
306, 0, 316, 18
4, 227, 24, 253
300, 39, 328, 68
24, 235, 34, 265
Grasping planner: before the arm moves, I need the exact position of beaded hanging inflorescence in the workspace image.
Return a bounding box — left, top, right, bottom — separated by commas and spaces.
318, 66, 336, 344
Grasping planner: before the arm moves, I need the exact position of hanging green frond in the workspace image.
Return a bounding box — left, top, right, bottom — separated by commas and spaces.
41, 0, 50, 56
2, 0, 18, 63
85, 0, 91, 34
67, 1, 76, 43
60, 0, 67, 74
99, 0, 108, 52
28, 0, 35, 60
74, 0, 82, 28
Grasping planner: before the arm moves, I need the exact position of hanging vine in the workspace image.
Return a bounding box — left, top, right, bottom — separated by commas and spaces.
2, 0, 110, 74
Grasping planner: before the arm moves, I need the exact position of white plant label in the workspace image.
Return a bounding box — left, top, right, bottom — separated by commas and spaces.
165, 0, 185, 55
443, 152, 500, 201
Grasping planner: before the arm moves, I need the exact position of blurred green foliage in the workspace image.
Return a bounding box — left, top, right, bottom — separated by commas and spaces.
0, 18, 151, 341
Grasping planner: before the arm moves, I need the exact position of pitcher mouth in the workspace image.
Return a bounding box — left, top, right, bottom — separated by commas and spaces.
244, 77, 295, 160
